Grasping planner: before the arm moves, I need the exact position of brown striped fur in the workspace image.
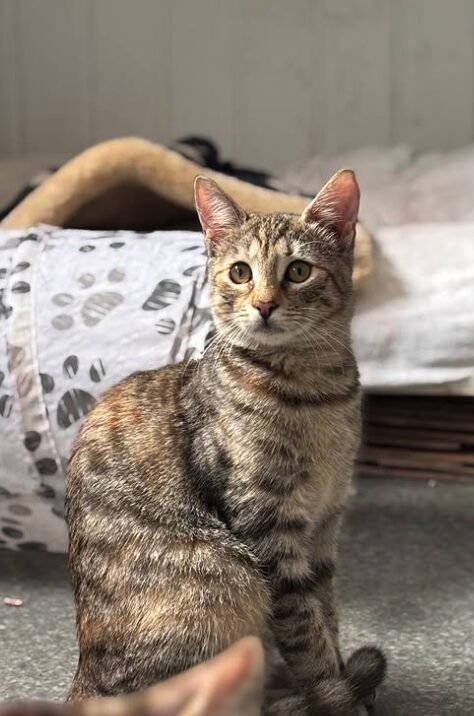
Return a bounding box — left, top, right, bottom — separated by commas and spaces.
66, 171, 385, 714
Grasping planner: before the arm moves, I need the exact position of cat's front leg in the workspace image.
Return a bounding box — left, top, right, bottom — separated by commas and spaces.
269, 510, 345, 703
308, 508, 344, 663
271, 588, 340, 691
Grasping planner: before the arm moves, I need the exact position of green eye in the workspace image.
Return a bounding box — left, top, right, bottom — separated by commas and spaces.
285, 261, 312, 283
229, 262, 252, 284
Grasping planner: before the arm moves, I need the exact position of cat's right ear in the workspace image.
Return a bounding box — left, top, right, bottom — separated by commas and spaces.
301, 169, 360, 250
140, 636, 264, 716
194, 176, 247, 252
0, 639, 265, 716
0, 640, 264, 716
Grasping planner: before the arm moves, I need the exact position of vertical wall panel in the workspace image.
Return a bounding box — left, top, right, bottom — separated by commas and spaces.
15, 0, 90, 154
391, 0, 474, 150
315, 0, 391, 154
0, 0, 21, 155
91, 0, 171, 144
233, 0, 313, 171
170, 1, 235, 157
1, 1, 474, 167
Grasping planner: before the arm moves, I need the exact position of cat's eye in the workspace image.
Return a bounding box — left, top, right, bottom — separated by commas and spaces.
285, 260, 312, 283
229, 262, 252, 284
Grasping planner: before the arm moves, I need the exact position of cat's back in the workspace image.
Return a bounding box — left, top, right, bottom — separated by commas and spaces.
66, 360, 272, 698
66, 362, 193, 516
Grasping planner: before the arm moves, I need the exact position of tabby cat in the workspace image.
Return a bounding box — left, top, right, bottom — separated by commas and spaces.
66, 169, 386, 715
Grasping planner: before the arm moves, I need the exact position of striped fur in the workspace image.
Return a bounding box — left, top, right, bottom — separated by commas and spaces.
66, 172, 385, 714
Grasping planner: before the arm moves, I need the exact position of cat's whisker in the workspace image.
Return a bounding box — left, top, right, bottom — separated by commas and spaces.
311, 331, 347, 377
297, 327, 323, 377
282, 312, 349, 374
315, 326, 351, 355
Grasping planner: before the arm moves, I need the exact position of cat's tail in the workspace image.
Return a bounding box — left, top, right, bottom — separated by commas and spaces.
309, 646, 387, 716
265, 646, 386, 716
344, 646, 387, 703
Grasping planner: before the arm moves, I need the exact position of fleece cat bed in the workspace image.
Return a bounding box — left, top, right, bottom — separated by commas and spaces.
0, 137, 373, 289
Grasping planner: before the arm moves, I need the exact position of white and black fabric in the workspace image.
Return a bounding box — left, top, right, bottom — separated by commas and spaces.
0, 226, 210, 552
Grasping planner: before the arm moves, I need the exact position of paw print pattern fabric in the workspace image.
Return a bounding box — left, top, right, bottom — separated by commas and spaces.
0, 225, 210, 552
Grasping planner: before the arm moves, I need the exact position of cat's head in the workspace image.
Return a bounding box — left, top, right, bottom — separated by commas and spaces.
195, 170, 359, 352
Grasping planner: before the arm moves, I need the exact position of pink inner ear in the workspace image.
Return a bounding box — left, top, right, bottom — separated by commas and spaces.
302, 169, 360, 242
194, 176, 245, 245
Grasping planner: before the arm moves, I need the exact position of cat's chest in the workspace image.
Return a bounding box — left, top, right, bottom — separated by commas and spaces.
194, 394, 358, 546
217, 403, 356, 538
228, 403, 353, 485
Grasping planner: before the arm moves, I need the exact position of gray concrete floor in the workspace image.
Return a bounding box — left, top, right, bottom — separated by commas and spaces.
0, 476, 473, 715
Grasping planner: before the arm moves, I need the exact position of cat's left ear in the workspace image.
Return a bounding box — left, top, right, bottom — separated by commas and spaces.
194, 176, 247, 252
301, 169, 360, 249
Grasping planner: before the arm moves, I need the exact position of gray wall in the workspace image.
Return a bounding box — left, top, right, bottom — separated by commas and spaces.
1, 0, 473, 171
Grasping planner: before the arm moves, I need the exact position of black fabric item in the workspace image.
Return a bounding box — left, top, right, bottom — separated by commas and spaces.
169, 135, 276, 189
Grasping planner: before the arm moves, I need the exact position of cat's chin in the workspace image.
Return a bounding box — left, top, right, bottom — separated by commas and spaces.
231, 327, 293, 351
214, 320, 296, 350
253, 327, 287, 346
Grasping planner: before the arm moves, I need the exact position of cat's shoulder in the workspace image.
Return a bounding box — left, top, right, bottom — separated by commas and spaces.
99, 363, 182, 401
75, 362, 192, 441
107, 362, 188, 397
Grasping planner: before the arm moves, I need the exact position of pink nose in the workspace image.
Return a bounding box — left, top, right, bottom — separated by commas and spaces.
253, 300, 278, 320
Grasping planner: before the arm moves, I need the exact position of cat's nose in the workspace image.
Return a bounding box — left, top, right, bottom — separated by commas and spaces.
253, 300, 278, 320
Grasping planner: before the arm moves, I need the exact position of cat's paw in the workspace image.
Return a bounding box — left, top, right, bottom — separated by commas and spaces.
344, 646, 386, 703
362, 686, 378, 709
